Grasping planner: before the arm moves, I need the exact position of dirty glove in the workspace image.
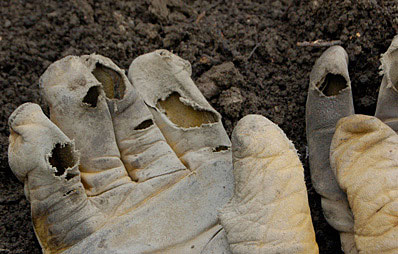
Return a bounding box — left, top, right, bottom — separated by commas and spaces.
306, 35, 398, 254
8, 51, 318, 253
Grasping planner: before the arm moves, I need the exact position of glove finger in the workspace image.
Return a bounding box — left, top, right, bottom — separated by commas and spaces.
8, 103, 103, 253
220, 114, 318, 254
375, 35, 398, 131
306, 45, 356, 252
331, 114, 398, 253
128, 50, 232, 172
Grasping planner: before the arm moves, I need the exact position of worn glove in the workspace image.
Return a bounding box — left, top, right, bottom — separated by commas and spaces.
306, 35, 398, 254
8, 50, 318, 254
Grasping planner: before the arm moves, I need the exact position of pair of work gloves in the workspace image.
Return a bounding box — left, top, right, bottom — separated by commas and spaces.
8, 35, 398, 254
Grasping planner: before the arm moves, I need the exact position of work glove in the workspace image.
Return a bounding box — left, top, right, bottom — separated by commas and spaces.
306, 35, 398, 254
8, 50, 318, 254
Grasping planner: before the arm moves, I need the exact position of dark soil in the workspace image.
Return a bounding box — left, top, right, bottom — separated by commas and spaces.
1, 0, 397, 253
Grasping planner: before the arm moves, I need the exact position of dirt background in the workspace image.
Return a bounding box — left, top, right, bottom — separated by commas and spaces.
0, 0, 397, 253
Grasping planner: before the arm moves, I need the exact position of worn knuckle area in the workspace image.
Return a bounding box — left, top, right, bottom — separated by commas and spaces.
119, 124, 165, 157
118, 123, 186, 182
